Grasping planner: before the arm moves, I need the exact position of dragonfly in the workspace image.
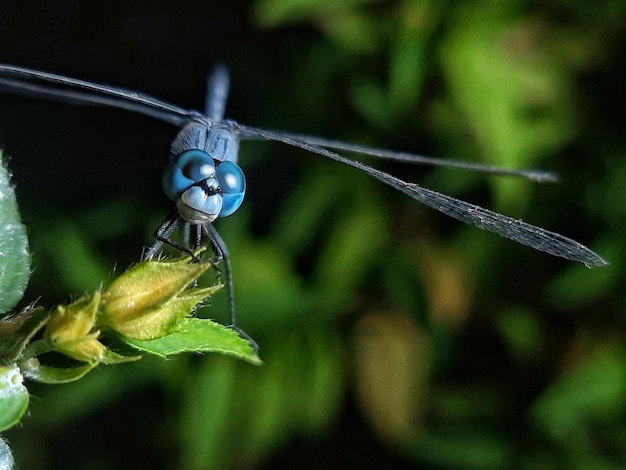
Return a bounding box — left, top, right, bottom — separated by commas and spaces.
0, 63, 608, 344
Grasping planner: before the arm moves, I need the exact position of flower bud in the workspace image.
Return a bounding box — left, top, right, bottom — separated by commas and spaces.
45, 293, 107, 363
100, 256, 217, 340
109, 286, 220, 340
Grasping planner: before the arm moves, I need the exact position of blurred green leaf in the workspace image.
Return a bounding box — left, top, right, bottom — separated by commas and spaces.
179, 331, 344, 467
545, 256, 617, 309
0, 152, 30, 315
294, 331, 344, 433
180, 357, 237, 470
33, 220, 109, 294
237, 339, 295, 460
350, 77, 394, 130
227, 235, 309, 329
314, 179, 388, 294
440, 3, 576, 211
272, 165, 352, 255
388, 0, 440, 112
407, 427, 514, 468
28, 361, 157, 427
531, 345, 626, 443
496, 306, 543, 363
349, 0, 441, 126
318, 10, 382, 53
254, 0, 379, 27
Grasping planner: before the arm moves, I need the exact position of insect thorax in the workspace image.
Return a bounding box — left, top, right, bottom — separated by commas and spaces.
169, 120, 240, 163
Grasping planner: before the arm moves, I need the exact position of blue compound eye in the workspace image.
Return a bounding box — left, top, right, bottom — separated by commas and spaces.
216, 161, 246, 217
163, 150, 215, 201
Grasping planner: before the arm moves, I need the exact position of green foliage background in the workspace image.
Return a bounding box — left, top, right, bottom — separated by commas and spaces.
0, 0, 625, 468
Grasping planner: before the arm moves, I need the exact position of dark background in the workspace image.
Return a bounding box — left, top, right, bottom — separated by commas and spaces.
1, 1, 625, 469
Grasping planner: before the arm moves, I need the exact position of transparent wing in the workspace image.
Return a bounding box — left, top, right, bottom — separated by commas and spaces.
235, 123, 607, 267
242, 129, 558, 183
0, 63, 193, 125
0, 64, 556, 181
0, 64, 605, 266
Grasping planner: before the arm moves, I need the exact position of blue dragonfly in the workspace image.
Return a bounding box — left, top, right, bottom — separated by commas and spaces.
0, 63, 608, 344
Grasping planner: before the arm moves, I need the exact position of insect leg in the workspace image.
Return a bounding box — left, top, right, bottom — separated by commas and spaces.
144, 211, 181, 260
203, 223, 258, 351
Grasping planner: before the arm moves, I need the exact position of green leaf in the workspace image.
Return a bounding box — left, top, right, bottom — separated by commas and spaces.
407, 427, 513, 468
22, 363, 97, 384
35, 220, 110, 294
440, 4, 575, 211
100, 348, 141, 365
179, 357, 238, 470
121, 318, 261, 365
0, 365, 29, 431
254, 0, 377, 27
531, 345, 626, 442
545, 255, 616, 309
0, 152, 31, 315
495, 307, 543, 363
